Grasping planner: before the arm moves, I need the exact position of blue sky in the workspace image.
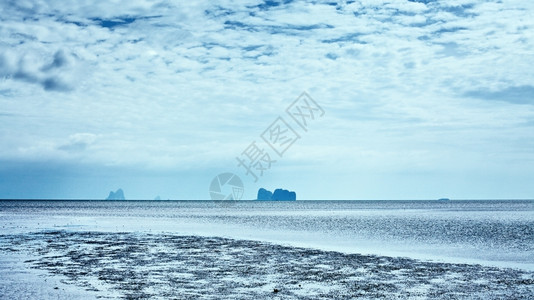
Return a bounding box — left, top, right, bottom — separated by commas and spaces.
1, 0, 533, 200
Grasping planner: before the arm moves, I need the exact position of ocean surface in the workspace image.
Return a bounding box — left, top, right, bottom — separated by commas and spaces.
1, 200, 533, 270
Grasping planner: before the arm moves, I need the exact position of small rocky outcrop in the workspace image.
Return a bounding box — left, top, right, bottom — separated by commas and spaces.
106, 188, 125, 200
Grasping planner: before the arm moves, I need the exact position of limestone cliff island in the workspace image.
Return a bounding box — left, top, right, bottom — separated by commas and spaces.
257, 188, 296, 201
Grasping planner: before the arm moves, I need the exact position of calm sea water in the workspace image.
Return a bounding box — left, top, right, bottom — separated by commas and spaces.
1, 200, 533, 270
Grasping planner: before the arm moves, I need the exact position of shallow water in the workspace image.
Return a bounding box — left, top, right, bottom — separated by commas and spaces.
1, 200, 533, 270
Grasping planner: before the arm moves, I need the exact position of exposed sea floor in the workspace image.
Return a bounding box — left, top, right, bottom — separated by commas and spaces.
1, 231, 534, 299
1, 200, 533, 299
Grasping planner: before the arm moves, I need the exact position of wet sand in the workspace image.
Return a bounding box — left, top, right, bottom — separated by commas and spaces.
1, 230, 533, 299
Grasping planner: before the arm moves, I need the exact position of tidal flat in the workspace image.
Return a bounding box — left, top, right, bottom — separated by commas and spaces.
1, 230, 533, 299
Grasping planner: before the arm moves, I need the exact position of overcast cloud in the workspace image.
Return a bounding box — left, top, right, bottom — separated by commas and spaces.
1, 0, 533, 199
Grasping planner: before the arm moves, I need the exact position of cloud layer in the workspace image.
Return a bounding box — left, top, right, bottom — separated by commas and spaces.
1, 0, 534, 199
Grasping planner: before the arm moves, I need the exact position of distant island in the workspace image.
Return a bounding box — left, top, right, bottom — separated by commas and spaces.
106, 188, 125, 200
438, 198, 450, 201
257, 188, 296, 201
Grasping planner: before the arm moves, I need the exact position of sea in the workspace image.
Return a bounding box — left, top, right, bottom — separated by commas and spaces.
1, 199, 533, 271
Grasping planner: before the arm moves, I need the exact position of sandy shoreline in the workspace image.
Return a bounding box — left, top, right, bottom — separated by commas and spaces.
1, 230, 533, 299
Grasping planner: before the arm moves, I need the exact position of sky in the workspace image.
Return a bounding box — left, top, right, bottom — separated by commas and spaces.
1, 0, 534, 200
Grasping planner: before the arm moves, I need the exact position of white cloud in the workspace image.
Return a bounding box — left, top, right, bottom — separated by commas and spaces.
1, 0, 534, 198
0, 46, 84, 91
